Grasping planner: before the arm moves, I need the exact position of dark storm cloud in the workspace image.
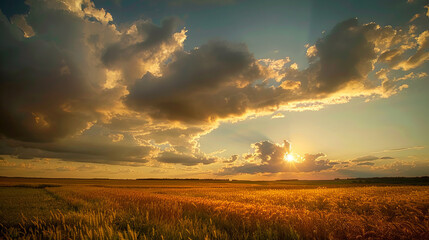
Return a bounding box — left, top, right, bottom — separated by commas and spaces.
125, 17, 420, 123
0, 8, 101, 142
0, 0, 184, 143
357, 162, 375, 166
0, 138, 153, 165
125, 40, 269, 123
102, 17, 181, 69
0, 0, 188, 166
102, 116, 151, 131
155, 151, 216, 166
300, 18, 423, 96
0, 0, 135, 144
218, 140, 332, 175
0, 0, 426, 168
307, 18, 377, 93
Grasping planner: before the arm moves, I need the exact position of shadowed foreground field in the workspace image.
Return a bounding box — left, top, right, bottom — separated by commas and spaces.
0, 177, 428, 239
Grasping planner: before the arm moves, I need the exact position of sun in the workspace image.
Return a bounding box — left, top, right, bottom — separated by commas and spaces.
284, 153, 296, 163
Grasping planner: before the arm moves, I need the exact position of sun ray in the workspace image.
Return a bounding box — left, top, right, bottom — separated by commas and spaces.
284, 153, 296, 163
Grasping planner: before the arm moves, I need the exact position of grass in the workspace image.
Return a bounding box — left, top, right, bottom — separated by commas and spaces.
0, 187, 69, 226
0, 177, 428, 239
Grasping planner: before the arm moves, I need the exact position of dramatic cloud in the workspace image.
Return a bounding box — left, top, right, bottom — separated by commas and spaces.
307, 18, 378, 93
351, 155, 380, 162
0, 0, 185, 143
357, 162, 375, 166
0, 3, 109, 142
126, 17, 425, 124
223, 154, 238, 163
349, 155, 395, 165
218, 140, 332, 175
102, 17, 186, 81
271, 113, 285, 119
0, 0, 194, 165
0, 126, 155, 165
155, 150, 216, 166
0, 0, 427, 171
126, 41, 266, 123
393, 30, 429, 70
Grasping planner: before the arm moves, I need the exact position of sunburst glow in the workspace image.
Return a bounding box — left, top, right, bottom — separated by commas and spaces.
284, 153, 296, 163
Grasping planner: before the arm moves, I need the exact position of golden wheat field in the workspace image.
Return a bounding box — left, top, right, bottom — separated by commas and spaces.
0, 177, 428, 240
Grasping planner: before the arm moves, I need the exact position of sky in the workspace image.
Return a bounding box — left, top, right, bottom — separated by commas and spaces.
0, 0, 428, 180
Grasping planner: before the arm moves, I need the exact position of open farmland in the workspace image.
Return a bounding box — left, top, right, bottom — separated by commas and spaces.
0, 177, 428, 239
